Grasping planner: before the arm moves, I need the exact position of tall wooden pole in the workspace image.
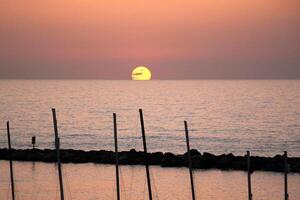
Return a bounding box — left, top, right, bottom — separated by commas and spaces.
6, 121, 15, 200
52, 108, 65, 200
184, 121, 196, 200
284, 151, 289, 200
113, 113, 121, 200
247, 151, 252, 200
139, 109, 153, 200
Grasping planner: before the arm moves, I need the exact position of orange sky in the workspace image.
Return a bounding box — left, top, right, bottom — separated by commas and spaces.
0, 0, 299, 79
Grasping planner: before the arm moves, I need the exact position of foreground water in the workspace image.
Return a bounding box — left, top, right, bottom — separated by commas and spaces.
0, 80, 300, 156
0, 161, 299, 200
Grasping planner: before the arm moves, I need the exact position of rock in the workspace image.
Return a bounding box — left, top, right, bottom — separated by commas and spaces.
129, 149, 136, 153
183, 149, 201, 157
0, 148, 299, 173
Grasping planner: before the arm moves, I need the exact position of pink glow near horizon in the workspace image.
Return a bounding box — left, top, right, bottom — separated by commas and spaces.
0, 0, 299, 79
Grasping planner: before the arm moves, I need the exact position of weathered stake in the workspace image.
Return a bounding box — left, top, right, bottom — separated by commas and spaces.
184, 121, 196, 200
139, 109, 153, 200
284, 151, 289, 200
247, 151, 252, 200
6, 121, 15, 200
32, 136, 36, 149
52, 108, 65, 200
113, 113, 120, 200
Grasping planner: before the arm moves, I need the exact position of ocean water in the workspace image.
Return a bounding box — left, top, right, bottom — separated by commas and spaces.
0, 161, 300, 200
0, 80, 299, 156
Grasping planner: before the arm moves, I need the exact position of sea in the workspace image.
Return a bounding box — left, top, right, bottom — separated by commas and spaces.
0, 80, 299, 199
0, 80, 299, 156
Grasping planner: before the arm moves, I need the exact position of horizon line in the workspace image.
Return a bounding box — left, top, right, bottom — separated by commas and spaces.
0, 78, 299, 81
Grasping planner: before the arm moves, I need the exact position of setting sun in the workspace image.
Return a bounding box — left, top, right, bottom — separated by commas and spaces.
132, 66, 152, 80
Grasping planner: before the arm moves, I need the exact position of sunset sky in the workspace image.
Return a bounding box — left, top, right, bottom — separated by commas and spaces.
0, 0, 299, 79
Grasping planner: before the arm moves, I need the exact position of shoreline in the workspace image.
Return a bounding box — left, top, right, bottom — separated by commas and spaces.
0, 148, 299, 173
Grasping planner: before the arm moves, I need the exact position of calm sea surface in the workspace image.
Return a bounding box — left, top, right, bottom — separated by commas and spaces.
0, 161, 300, 200
0, 80, 300, 156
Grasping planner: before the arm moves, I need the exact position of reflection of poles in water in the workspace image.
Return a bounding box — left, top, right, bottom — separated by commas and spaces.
52, 108, 65, 200
113, 113, 120, 200
31, 162, 36, 180
139, 109, 153, 200
6, 121, 15, 200
184, 121, 196, 200
247, 151, 252, 200
284, 151, 289, 200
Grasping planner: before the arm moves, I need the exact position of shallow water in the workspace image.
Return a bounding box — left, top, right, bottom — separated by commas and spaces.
0, 80, 299, 156
0, 161, 299, 200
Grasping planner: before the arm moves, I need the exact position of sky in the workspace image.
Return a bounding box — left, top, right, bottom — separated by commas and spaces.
0, 0, 299, 79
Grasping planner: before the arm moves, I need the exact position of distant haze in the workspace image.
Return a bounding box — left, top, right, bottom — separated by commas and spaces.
0, 0, 299, 79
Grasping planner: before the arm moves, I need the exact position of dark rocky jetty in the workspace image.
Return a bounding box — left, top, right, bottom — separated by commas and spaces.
0, 148, 299, 173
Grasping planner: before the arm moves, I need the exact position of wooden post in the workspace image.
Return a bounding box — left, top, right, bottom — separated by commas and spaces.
139, 109, 153, 200
184, 121, 196, 200
6, 121, 15, 200
52, 108, 65, 200
284, 151, 289, 200
247, 151, 252, 200
113, 113, 120, 200
32, 136, 36, 149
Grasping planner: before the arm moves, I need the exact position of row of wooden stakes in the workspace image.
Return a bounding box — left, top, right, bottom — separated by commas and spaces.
4, 108, 290, 200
